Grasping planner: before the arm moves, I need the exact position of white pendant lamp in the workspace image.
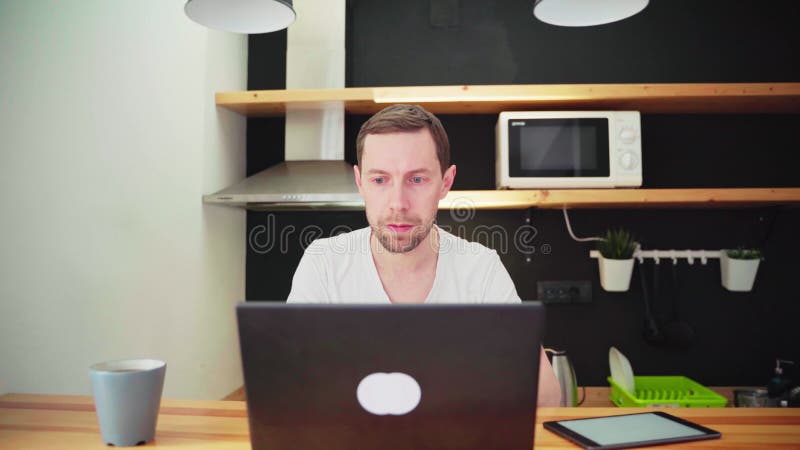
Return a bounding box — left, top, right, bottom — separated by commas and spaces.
533, 0, 649, 27
185, 0, 296, 34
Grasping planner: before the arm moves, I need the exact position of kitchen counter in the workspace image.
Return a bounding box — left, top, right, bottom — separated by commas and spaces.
3, 393, 800, 449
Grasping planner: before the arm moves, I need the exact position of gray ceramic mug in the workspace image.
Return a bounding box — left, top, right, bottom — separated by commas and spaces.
89, 359, 166, 446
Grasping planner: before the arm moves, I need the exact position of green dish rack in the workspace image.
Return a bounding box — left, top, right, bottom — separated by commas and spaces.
608, 375, 728, 408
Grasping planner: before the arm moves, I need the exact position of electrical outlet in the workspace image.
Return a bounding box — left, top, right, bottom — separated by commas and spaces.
537, 280, 592, 304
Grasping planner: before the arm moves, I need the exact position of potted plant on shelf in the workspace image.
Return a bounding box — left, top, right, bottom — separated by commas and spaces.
720, 247, 763, 292
597, 229, 638, 292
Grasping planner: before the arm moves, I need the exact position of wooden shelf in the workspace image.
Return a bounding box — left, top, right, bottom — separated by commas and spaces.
206, 188, 800, 210
216, 83, 800, 116
214, 83, 800, 209
439, 188, 800, 209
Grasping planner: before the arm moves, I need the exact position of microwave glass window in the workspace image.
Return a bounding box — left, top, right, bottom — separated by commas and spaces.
508, 119, 610, 177
520, 125, 599, 170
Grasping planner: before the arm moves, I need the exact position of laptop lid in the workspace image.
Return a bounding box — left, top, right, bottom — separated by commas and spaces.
236, 303, 545, 450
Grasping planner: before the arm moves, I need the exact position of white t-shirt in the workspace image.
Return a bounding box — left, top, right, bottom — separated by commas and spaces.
287, 226, 521, 304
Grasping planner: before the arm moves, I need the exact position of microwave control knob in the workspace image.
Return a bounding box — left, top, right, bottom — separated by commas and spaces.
619, 127, 638, 144
619, 151, 639, 170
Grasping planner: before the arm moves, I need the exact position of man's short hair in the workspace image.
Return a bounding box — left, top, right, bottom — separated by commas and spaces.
356, 104, 450, 175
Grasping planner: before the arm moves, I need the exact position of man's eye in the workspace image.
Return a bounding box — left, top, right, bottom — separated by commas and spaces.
410, 176, 424, 184
373, 177, 385, 185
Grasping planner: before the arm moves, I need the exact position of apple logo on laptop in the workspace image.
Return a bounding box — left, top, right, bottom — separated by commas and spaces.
356, 372, 421, 415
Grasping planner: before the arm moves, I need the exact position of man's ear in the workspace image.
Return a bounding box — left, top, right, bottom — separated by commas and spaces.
353, 165, 363, 193
440, 165, 456, 199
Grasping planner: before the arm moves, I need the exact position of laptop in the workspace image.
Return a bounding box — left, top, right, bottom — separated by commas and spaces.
236, 302, 545, 450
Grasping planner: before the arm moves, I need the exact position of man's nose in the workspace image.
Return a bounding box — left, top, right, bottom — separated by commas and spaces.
388, 184, 410, 212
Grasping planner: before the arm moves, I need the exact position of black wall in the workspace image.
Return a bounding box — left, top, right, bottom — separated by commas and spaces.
346, 0, 799, 85
245, 0, 800, 386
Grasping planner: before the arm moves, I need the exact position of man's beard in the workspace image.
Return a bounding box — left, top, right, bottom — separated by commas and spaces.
372, 218, 435, 254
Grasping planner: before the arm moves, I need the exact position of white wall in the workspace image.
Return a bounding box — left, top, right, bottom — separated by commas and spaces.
0, 0, 247, 399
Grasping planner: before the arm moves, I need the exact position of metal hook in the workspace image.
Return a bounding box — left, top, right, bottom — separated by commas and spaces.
687, 250, 695, 265
670, 249, 678, 265
634, 243, 643, 264
699, 249, 708, 265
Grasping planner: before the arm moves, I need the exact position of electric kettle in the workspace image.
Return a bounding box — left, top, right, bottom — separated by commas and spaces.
546, 348, 579, 407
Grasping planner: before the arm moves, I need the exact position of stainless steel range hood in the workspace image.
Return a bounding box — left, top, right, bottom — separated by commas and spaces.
202, 160, 363, 210
204, 0, 357, 210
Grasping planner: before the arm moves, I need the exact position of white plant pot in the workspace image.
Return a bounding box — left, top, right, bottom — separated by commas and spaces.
598, 255, 635, 292
720, 252, 760, 292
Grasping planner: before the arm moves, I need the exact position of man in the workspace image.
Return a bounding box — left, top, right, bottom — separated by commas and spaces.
288, 104, 561, 406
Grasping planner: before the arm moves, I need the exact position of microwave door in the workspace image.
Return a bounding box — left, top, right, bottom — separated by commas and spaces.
510, 118, 610, 179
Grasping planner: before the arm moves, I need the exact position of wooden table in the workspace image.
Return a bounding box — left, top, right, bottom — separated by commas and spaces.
224, 386, 752, 407
2, 393, 799, 449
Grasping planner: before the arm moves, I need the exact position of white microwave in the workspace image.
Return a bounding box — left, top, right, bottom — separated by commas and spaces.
496, 111, 642, 189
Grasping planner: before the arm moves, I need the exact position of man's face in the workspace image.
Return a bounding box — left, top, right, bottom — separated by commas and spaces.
354, 129, 456, 254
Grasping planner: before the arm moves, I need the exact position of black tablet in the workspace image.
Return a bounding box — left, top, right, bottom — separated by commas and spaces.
543, 411, 721, 450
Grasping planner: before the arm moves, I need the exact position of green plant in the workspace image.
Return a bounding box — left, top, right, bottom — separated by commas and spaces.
597, 229, 637, 260
725, 247, 763, 260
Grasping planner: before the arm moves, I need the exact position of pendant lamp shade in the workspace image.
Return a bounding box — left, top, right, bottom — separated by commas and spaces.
185, 0, 296, 34
533, 0, 648, 27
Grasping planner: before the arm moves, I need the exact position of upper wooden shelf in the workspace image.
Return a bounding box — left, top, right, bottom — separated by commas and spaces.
439, 188, 800, 209
216, 83, 800, 116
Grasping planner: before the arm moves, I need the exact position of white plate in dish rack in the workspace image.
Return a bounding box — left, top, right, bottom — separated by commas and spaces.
609, 346, 635, 394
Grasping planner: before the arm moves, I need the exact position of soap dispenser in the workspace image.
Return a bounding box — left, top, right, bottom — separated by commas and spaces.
767, 359, 795, 405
